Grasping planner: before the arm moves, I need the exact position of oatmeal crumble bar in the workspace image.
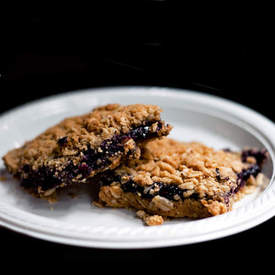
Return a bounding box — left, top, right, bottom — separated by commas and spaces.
3, 104, 172, 197
97, 138, 268, 224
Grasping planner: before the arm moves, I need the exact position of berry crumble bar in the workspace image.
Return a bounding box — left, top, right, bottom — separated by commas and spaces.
3, 104, 172, 197
97, 138, 268, 225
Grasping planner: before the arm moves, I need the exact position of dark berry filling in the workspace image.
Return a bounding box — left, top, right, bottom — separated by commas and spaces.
216, 168, 221, 181
20, 121, 164, 193
233, 164, 261, 194
57, 136, 68, 146
121, 180, 199, 201
100, 173, 199, 202
223, 164, 262, 204
241, 148, 268, 166
102, 165, 263, 204
21, 165, 60, 191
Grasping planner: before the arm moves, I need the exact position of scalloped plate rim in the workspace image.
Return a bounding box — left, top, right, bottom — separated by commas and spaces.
0, 86, 275, 249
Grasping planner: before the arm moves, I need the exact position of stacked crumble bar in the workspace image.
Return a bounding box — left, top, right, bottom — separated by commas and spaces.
3, 104, 171, 197
2, 104, 268, 225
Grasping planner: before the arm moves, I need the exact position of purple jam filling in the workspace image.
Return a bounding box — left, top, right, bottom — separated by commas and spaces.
57, 136, 68, 146
223, 164, 261, 205
233, 164, 261, 194
100, 173, 199, 202
20, 120, 164, 193
121, 181, 170, 200
102, 164, 263, 204
241, 148, 268, 166
120, 180, 199, 201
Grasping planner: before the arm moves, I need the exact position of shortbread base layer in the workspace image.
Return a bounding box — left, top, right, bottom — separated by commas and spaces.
98, 184, 233, 219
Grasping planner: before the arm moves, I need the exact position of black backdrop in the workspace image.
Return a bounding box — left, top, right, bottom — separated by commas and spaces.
0, 1, 273, 269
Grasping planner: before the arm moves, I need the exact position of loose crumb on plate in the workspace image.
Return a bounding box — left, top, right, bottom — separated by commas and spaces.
136, 210, 164, 226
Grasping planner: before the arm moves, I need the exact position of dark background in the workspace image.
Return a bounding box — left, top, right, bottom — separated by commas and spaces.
0, 1, 273, 269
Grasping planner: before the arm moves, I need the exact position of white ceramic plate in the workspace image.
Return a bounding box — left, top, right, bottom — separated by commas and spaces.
0, 87, 275, 249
